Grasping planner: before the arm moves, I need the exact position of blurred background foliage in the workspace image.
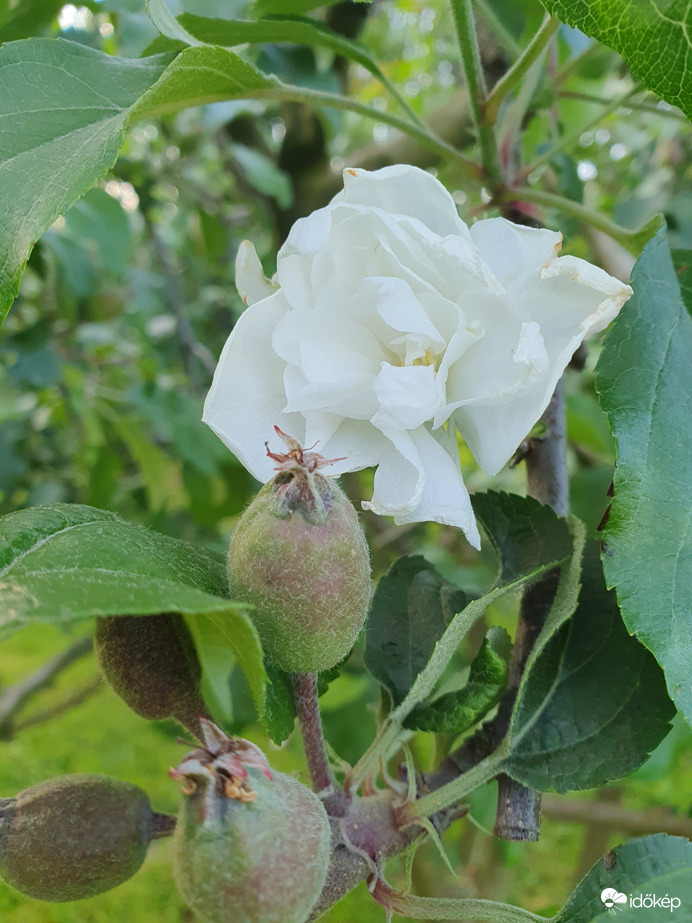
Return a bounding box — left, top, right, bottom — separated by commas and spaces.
0, 0, 690, 919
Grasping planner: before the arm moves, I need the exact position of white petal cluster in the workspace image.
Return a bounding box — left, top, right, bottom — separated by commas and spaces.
204, 165, 632, 548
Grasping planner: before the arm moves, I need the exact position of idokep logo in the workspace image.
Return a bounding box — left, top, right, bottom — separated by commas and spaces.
600, 888, 682, 912
601, 889, 627, 908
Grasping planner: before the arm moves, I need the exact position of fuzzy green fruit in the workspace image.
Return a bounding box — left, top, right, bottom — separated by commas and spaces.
95, 613, 206, 736
227, 430, 371, 672
173, 720, 331, 923
0, 774, 155, 901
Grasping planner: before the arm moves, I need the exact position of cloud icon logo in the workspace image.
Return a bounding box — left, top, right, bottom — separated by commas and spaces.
601, 888, 628, 908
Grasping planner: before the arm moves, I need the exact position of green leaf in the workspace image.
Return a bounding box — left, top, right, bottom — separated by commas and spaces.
0, 39, 171, 326
554, 834, 692, 922
364, 493, 573, 711
146, 0, 203, 46
0, 503, 267, 718
262, 662, 296, 744
186, 614, 235, 725
540, 0, 691, 119
132, 44, 278, 120
252, 0, 349, 15
146, 8, 416, 118
473, 491, 574, 584
349, 501, 584, 790
0, 0, 65, 42
364, 556, 467, 706
595, 229, 692, 721
504, 544, 674, 792
405, 627, 511, 734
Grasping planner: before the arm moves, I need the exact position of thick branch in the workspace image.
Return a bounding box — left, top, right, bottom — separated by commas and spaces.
493, 382, 567, 840
525, 381, 568, 515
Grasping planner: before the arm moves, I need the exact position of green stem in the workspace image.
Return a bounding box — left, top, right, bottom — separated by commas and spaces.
502, 186, 663, 254
450, 0, 504, 191
559, 90, 688, 122
554, 41, 607, 85
400, 748, 508, 823
374, 879, 550, 923
346, 578, 539, 792
485, 16, 560, 123
292, 672, 348, 816
133, 83, 482, 180
520, 85, 640, 179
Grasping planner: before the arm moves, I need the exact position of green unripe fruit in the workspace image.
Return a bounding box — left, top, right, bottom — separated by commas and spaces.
227, 429, 371, 672
95, 613, 207, 736
172, 720, 331, 923
0, 774, 155, 901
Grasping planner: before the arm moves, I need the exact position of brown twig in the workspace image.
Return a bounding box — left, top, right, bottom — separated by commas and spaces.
12, 677, 104, 735
0, 636, 94, 738
542, 794, 692, 840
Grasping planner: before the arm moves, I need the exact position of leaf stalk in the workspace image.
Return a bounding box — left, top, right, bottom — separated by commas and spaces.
485, 16, 560, 124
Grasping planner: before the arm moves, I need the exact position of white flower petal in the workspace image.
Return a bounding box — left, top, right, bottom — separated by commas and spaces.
454, 257, 630, 475
280, 202, 334, 258
363, 426, 480, 547
235, 240, 278, 306
470, 218, 563, 295
367, 276, 445, 346
316, 418, 390, 474
284, 366, 378, 419
203, 292, 301, 482
273, 309, 380, 379
371, 363, 444, 432
338, 165, 470, 239
538, 255, 633, 336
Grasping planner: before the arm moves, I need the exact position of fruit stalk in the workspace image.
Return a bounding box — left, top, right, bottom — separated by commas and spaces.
292, 672, 348, 816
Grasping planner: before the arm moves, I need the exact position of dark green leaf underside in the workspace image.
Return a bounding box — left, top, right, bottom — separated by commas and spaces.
364, 555, 467, 706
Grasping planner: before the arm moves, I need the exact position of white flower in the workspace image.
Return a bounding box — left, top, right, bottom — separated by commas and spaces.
203, 165, 632, 548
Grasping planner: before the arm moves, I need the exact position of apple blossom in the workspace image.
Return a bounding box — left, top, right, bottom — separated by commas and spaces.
203, 165, 632, 548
